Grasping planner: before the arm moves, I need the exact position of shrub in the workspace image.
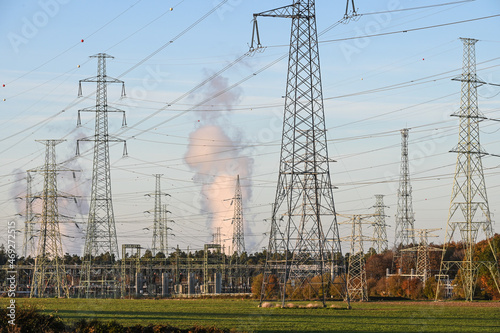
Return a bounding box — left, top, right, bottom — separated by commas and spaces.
252, 273, 279, 299
401, 278, 423, 300
366, 277, 378, 296
0, 305, 65, 333
251, 273, 263, 299
372, 277, 388, 296
386, 275, 404, 297
423, 277, 438, 300
0, 307, 232, 333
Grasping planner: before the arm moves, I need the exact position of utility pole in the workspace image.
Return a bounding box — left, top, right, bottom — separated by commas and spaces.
437, 38, 500, 301
372, 194, 388, 253
255, 1, 353, 308
77, 53, 127, 297
394, 128, 416, 274
30, 140, 69, 298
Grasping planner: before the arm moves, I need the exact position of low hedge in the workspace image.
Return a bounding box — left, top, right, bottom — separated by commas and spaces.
0, 306, 233, 333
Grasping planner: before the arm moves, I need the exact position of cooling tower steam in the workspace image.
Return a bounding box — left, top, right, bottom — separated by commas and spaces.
184, 72, 253, 252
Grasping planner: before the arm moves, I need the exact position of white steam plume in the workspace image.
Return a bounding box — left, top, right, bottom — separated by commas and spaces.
184, 72, 253, 252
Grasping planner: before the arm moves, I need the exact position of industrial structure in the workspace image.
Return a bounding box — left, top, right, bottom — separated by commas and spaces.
120, 244, 141, 297
162, 204, 172, 257
228, 175, 247, 292
371, 194, 388, 253
5, 4, 500, 307
413, 229, 440, 283
21, 171, 36, 258
387, 228, 440, 283
436, 38, 500, 301
77, 53, 127, 297
255, 0, 351, 307
29, 140, 70, 298
393, 128, 416, 274
340, 214, 374, 302
149, 174, 170, 256
231, 175, 245, 255
340, 207, 388, 302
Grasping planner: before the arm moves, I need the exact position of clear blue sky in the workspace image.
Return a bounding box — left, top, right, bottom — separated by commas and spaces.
1, 0, 499, 256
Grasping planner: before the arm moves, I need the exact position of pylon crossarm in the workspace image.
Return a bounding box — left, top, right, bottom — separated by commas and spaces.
451, 76, 487, 85
79, 75, 124, 85
250, 2, 314, 52
78, 106, 127, 129
254, 4, 298, 19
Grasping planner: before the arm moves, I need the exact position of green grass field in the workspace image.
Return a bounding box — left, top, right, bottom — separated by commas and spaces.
2, 298, 499, 332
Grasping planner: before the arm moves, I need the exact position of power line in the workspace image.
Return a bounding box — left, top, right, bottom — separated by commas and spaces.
117, 0, 229, 79
359, 0, 474, 16
320, 14, 500, 44
5, 0, 145, 86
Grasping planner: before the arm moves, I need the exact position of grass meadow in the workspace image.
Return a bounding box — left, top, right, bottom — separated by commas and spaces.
1, 298, 499, 332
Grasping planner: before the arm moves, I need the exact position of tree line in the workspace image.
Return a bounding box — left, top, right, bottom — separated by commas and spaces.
1, 234, 498, 300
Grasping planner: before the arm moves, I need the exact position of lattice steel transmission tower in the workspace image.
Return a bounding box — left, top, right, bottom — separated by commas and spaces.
342, 215, 373, 301
231, 175, 245, 255
372, 194, 388, 253
77, 53, 127, 296
212, 227, 222, 247
228, 175, 246, 292
30, 140, 69, 298
254, 0, 350, 307
437, 38, 500, 301
412, 229, 439, 283
22, 171, 37, 258
394, 128, 416, 248
162, 204, 172, 256
149, 174, 170, 256
393, 128, 416, 273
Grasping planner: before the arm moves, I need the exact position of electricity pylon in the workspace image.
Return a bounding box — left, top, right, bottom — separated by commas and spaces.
255, 1, 351, 307
372, 194, 388, 253
437, 38, 500, 301
77, 53, 127, 297
340, 214, 374, 301
212, 227, 222, 247
413, 229, 440, 283
227, 175, 246, 292
22, 171, 37, 258
30, 140, 69, 298
162, 204, 172, 256
393, 128, 416, 273
231, 175, 245, 255
148, 174, 170, 256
